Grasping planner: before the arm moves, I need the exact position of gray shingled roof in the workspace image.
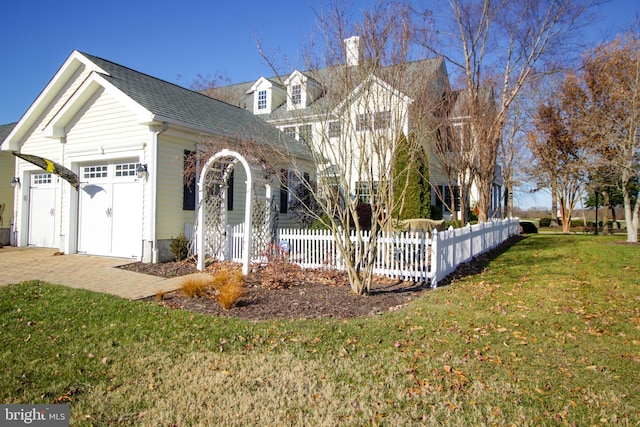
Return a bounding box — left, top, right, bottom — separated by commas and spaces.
209, 57, 447, 123
0, 123, 17, 144
79, 52, 308, 157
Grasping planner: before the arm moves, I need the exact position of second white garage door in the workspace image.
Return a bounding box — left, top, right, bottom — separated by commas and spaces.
78, 161, 143, 258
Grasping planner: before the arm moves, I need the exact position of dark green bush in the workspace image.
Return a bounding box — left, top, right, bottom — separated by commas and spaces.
170, 233, 190, 261
539, 217, 552, 227
520, 221, 538, 234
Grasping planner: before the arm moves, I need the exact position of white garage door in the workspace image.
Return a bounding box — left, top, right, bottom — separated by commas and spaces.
28, 173, 58, 248
78, 162, 142, 258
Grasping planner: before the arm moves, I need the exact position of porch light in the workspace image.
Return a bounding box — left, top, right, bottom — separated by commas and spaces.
136, 163, 148, 179
10, 177, 20, 187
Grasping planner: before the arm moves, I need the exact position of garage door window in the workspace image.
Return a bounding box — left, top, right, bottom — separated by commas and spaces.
32, 173, 52, 185
83, 165, 108, 179
115, 163, 138, 177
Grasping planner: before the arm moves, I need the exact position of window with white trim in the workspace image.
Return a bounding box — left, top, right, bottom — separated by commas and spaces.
356, 113, 371, 132
299, 124, 312, 143
356, 181, 378, 203
374, 111, 391, 130
328, 121, 341, 138
257, 90, 267, 110
82, 165, 108, 179
291, 85, 301, 105
32, 173, 52, 185
115, 163, 138, 177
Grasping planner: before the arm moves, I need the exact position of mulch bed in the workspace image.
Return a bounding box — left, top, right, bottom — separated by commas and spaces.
123, 236, 522, 320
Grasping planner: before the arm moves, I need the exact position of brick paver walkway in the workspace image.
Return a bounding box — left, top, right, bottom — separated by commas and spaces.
0, 246, 208, 300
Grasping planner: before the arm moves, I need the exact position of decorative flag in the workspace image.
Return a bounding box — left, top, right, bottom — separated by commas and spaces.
12, 152, 80, 190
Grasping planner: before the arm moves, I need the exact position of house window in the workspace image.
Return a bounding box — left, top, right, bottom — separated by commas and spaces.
437, 185, 460, 214
283, 126, 296, 139
299, 124, 312, 143
356, 113, 371, 132
328, 121, 341, 138
356, 181, 378, 203
291, 84, 301, 105
183, 150, 196, 211
257, 90, 267, 110
374, 111, 391, 130
280, 169, 289, 214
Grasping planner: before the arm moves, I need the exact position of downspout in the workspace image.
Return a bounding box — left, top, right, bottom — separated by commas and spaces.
151, 121, 169, 263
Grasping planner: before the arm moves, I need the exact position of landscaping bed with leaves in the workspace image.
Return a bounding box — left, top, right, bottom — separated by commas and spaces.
125, 237, 521, 320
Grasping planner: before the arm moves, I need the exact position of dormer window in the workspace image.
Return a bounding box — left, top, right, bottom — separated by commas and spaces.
291, 85, 302, 105
248, 77, 285, 115
257, 90, 267, 110
284, 70, 323, 111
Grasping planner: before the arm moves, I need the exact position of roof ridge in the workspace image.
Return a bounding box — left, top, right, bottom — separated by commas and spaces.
77, 51, 250, 113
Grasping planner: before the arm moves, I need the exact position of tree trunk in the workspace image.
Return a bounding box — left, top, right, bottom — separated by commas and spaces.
623, 187, 639, 243
551, 181, 560, 226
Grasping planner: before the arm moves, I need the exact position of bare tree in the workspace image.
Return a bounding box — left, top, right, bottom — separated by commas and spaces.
255, 1, 446, 294
421, 0, 593, 222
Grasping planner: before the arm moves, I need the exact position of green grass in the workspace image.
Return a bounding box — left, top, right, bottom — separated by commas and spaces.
1, 234, 638, 426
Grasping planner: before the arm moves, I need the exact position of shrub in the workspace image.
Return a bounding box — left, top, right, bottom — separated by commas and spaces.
170, 233, 190, 261
210, 270, 246, 309
539, 217, 552, 227
180, 277, 212, 298
571, 219, 584, 228
310, 214, 332, 230
520, 221, 538, 234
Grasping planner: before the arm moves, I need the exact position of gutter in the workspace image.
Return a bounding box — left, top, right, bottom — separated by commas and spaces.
151, 121, 169, 263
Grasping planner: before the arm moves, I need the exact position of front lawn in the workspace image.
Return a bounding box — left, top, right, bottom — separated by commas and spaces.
1, 234, 638, 425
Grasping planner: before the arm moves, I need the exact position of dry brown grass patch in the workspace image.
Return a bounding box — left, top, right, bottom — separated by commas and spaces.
210, 270, 246, 309
179, 277, 213, 298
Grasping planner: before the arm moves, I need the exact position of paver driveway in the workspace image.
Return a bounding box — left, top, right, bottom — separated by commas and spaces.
0, 246, 206, 299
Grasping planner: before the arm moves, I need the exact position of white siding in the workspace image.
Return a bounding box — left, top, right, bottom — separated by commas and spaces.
64, 89, 149, 251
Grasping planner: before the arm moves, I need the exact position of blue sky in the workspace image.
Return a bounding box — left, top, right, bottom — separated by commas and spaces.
1, 0, 638, 208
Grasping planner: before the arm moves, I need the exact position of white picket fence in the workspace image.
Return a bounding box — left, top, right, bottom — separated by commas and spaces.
220, 217, 519, 287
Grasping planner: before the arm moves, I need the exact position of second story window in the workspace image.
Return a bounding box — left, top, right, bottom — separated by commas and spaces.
375, 111, 391, 130
328, 121, 341, 138
356, 113, 372, 132
291, 85, 301, 105
257, 90, 267, 110
299, 124, 312, 143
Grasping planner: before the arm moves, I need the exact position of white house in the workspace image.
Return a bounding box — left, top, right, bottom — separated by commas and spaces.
1, 51, 309, 262
209, 36, 503, 220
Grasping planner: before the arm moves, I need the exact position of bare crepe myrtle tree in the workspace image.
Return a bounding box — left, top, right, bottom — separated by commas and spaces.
256, 1, 446, 295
